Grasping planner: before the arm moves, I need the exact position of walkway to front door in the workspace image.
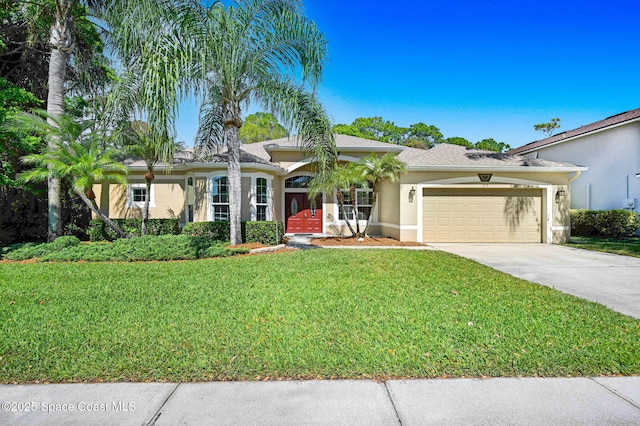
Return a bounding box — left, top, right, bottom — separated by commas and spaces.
285, 193, 322, 234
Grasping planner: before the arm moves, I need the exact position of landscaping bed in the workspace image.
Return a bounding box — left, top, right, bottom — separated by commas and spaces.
1, 249, 639, 383
311, 237, 426, 247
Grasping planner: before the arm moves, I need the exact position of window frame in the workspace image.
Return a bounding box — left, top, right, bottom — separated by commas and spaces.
127, 183, 155, 209
337, 182, 374, 222
211, 175, 230, 222
255, 177, 269, 221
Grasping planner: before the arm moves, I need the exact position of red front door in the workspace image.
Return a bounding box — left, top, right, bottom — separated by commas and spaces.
285, 193, 322, 234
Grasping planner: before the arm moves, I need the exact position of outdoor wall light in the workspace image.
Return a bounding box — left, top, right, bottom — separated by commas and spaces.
478, 173, 492, 182
409, 187, 416, 202
555, 187, 566, 203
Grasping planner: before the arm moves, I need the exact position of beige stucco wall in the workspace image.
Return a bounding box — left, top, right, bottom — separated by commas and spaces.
194, 177, 208, 222
94, 180, 186, 222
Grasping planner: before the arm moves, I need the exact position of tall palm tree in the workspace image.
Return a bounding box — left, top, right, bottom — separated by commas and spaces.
42, 0, 173, 240
13, 111, 128, 238
359, 153, 406, 236
121, 121, 178, 236
191, 0, 335, 245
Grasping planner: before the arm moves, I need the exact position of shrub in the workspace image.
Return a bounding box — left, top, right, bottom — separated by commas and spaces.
244, 221, 284, 245
182, 222, 230, 242
570, 209, 639, 237
88, 218, 180, 242
39, 235, 248, 262
4, 235, 81, 261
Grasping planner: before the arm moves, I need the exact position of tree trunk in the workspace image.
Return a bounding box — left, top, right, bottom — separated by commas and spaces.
223, 102, 243, 245
77, 190, 128, 239
46, 47, 68, 242
46, 7, 74, 242
349, 183, 361, 237
142, 170, 154, 236
336, 190, 356, 237
362, 191, 378, 237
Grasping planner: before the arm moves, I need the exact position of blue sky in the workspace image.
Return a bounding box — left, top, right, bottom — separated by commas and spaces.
175, 0, 640, 149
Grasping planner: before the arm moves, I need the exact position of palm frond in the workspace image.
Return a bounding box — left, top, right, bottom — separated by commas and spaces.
194, 90, 224, 160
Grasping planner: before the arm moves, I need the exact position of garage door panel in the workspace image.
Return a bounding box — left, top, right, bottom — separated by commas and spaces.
422, 189, 542, 243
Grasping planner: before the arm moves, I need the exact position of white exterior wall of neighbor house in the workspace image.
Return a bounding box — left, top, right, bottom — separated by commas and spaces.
524, 121, 640, 212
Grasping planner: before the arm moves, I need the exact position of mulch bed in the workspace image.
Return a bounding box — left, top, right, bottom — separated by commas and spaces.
311, 237, 426, 247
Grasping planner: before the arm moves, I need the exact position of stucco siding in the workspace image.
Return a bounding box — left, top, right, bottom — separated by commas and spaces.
195, 177, 208, 222
104, 182, 185, 221
378, 179, 400, 226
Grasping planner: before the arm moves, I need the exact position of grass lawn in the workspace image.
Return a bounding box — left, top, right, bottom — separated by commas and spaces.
565, 236, 640, 258
1, 249, 639, 383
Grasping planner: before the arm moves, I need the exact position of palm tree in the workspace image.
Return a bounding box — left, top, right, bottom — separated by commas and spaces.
120, 121, 177, 236
359, 153, 407, 236
309, 162, 365, 238
190, 0, 335, 245
37, 0, 159, 240
13, 111, 128, 238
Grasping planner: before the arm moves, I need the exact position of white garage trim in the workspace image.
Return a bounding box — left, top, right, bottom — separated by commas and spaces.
416, 178, 553, 243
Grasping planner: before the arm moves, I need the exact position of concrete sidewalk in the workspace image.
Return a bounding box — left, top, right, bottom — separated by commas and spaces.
1, 376, 639, 425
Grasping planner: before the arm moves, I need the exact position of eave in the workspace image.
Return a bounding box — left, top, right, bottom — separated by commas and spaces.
407, 165, 588, 173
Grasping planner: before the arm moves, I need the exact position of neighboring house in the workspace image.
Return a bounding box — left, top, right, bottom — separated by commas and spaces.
510, 108, 640, 213
94, 135, 585, 243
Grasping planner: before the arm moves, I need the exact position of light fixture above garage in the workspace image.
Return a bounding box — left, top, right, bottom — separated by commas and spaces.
478, 173, 492, 182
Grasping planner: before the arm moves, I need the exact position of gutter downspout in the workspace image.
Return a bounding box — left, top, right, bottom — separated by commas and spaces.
568, 170, 581, 183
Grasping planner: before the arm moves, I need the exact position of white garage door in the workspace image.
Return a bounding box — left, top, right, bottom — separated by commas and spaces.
422, 188, 543, 242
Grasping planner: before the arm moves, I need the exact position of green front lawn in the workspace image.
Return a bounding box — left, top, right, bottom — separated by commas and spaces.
565, 236, 640, 258
1, 249, 639, 383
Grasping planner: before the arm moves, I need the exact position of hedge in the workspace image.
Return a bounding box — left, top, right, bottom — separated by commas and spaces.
181, 221, 284, 245
88, 218, 180, 242
181, 222, 230, 242
2, 235, 248, 262
244, 221, 284, 245
571, 209, 639, 237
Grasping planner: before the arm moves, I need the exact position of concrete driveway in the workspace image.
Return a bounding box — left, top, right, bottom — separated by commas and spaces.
430, 243, 640, 319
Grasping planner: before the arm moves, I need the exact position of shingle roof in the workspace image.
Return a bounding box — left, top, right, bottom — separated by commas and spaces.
123, 147, 280, 169
122, 148, 194, 167
398, 143, 580, 169
509, 108, 640, 155
122, 137, 582, 171
241, 134, 403, 161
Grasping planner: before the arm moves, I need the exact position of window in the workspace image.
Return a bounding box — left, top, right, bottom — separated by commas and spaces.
256, 177, 268, 221
285, 175, 313, 188
212, 176, 229, 221
132, 187, 147, 203
338, 182, 373, 221
127, 184, 155, 208
186, 177, 194, 222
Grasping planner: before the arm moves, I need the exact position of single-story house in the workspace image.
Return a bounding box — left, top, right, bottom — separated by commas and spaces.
94, 135, 586, 243
510, 108, 640, 212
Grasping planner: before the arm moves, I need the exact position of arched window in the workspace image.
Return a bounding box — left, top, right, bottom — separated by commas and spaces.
285, 175, 313, 188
